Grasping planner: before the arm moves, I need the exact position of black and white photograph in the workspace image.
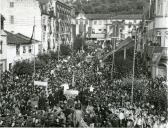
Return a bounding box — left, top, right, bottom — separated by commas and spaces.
0, 0, 168, 127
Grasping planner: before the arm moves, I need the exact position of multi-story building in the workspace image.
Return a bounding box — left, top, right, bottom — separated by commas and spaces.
75, 12, 142, 42
5, 31, 39, 70
55, 0, 74, 46
40, 0, 57, 52
40, 0, 75, 52
0, 13, 39, 72
0, 0, 42, 51
0, 0, 74, 53
143, 0, 168, 79
0, 14, 7, 73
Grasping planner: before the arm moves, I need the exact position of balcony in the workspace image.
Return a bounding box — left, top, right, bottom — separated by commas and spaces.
87, 33, 105, 39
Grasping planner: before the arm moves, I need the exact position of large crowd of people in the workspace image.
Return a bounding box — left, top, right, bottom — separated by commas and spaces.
0, 49, 168, 127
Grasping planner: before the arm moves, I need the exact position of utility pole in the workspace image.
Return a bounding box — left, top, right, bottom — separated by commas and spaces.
33, 17, 36, 76
131, 27, 137, 104
58, 19, 61, 61
111, 23, 118, 80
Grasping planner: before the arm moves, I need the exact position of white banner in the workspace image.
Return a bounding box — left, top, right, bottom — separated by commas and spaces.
64, 89, 79, 99
34, 81, 48, 87
64, 89, 79, 95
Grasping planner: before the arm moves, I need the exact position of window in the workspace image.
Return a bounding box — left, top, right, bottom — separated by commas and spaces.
9, 63, 12, 71
0, 64, 3, 75
29, 46, 32, 53
16, 45, 20, 55
38, 44, 42, 53
156, 31, 161, 46
43, 25, 46, 31
85, 20, 88, 25
92, 29, 95, 34
23, 46, 26, 53
10, 2, 14, 8
157, 0, 163, 16
43, 32, 46, 41
94, 20, 97, 25
99, 29, 102, 31
10, 15, 14, 24
156, 36, 161, 46
99, 20, 102, 25
76, 20, 78, 25
42, 5, 46, 11
0, 41, 2, 54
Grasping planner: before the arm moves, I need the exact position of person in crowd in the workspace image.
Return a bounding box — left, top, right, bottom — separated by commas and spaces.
0, 49, 167, 127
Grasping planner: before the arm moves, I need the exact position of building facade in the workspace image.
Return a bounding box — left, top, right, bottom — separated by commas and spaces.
0, 0, 42, 45
0, 15, 7, 73
40, 0, 57, 52
143, 0, 168, 79
5, 31, 39, 71
55, 0, 74, 46
40, 0, 75, 52
75, 12, 142, 42
0, 0, 75, 53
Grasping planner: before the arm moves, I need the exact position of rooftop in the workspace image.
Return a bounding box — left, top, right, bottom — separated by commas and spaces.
5, 31, 40, 45
85, 13, 142, 20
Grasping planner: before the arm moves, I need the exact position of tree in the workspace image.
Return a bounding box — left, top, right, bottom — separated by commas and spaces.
73, 35, 88, 52
60, 44, 72, 56
13, 60, 34, 76
37, 52, 51, 64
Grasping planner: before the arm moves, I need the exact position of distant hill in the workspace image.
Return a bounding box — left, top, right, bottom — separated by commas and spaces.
71, 0, 147, 14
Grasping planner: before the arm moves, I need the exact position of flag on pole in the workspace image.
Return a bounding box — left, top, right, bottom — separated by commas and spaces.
29, 25, 35, 43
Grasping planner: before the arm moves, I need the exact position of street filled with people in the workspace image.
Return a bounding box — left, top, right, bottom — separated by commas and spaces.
0, 48, 168, 127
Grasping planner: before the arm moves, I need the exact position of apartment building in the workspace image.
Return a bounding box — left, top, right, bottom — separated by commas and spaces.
55, 0, 74, 45
0, 14, 7, 72
143, 0, 168, 79
0, 0, 42, 47
75, 12, 142, 42
5, 31, 39, 70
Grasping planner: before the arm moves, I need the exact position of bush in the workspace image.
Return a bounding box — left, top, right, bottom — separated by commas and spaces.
13, 60, 34, 76
73, 35, 88, 52
50, 51, 58, 60
37, 53, 51, 64
60, 44, 72, 56
35, 59, 46, 70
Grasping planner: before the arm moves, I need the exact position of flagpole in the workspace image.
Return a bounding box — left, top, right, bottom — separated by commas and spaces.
149, 0, 152, 18
131, 27, 137, 104
72, 72, 75, 87
33, 17, 36, 76
58, 19, 60, 61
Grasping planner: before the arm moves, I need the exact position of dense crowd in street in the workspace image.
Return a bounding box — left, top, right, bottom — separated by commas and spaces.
0, 49, 168, 127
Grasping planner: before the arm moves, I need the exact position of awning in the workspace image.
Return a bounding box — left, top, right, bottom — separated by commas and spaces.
87, 34, 105, 39
103, 37, 134, 60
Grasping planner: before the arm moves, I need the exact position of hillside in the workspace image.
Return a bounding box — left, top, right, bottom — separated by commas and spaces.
72, 0, 147, 14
